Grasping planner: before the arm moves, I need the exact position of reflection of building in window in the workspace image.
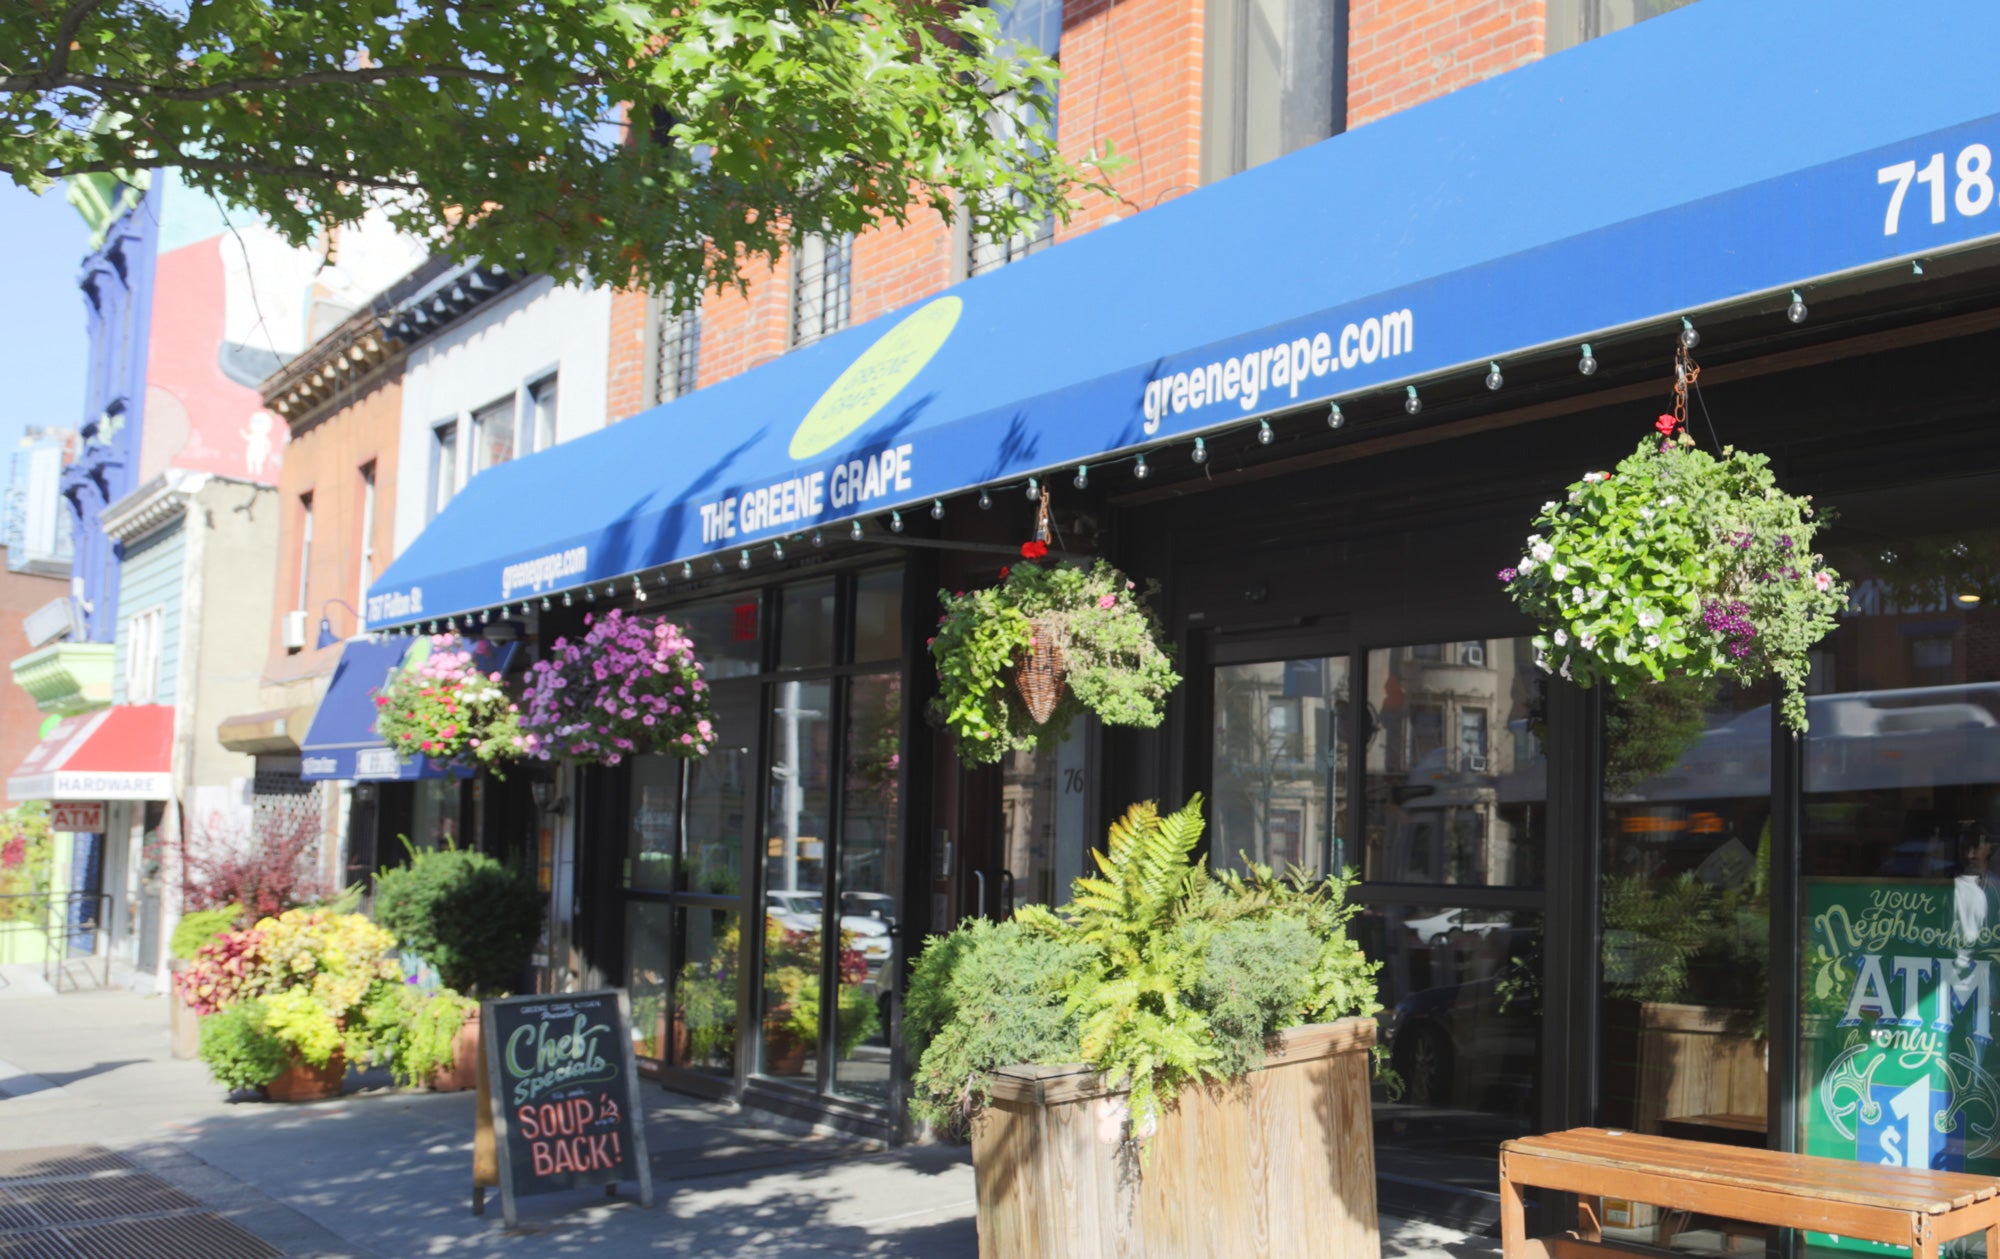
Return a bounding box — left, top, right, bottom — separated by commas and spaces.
1459, 709, 1489, 771
1362, 639, 1546, 888
1211, 656, 1348, 877
1911, 636, 1957, 687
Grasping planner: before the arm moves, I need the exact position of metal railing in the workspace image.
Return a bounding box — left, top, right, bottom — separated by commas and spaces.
0, 892, 114, 992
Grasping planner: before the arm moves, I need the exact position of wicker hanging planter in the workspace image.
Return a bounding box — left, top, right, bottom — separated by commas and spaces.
1014, 617, 1069, 724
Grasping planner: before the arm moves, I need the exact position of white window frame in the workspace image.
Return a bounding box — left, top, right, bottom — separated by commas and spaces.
296, 492, 313, 614
471, 394, 517, 473
528, 374, 560, 452
357, 461, 377, 602
125, 605, 164, 704
431, 419, 459, 519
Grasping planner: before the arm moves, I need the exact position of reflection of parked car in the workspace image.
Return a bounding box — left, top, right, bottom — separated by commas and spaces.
1404, 908, 1513, 945
1382, 924, 1540, 1114
763, 890, 894, 965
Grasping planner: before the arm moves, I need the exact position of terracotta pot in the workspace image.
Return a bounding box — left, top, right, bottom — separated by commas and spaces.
668, 1011, 692, 1071
764, 1030, 809, 1076
264, 1050, 346, 1102
428, 1012, 481, 1093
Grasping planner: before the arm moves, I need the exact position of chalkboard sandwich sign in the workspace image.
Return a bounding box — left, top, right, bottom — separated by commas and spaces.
475, 989, 653, 1226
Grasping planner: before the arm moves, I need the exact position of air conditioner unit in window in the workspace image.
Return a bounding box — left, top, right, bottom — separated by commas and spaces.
281, 610, 309, 652
1465, 753, 1489, 773
1463, 643, 1487, 667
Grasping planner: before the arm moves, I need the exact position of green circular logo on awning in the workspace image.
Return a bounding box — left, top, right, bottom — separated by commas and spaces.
788, 297, 961, 460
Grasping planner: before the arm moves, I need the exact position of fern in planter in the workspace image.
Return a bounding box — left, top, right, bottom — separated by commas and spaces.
907, 795, 1380, 1138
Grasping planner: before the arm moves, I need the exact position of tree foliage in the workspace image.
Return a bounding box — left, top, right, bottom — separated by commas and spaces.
0, 0, 1109, 300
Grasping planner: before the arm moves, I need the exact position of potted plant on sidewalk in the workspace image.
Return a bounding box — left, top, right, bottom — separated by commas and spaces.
181, 908, 404, 1101
906, 795, 1383, 1259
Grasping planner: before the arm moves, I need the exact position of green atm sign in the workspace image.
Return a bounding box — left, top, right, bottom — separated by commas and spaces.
1803, 880, 2000, 1251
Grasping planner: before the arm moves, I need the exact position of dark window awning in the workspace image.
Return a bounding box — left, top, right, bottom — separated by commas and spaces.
367, 0, 2000, 630
298, 637, 517, 782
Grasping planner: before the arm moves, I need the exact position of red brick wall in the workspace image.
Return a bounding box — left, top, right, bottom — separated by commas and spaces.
265, 373, 404, 685
0, 561, 69, 774
601, 0, 1552, 420
1348, 0, 1546, 127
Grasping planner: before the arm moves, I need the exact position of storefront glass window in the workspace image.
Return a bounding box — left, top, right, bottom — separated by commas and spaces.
626, 755, 680, 892
1800, 527, 2000, 1185
1598, 679, 1770, 1171
779, 580, 837, 671
684, 688, 755, 896
1363, 904, 1544, 1193
1212, 656, 1348, 876
677, 596, 766, 679
834, 673, 902, 1101
759, 678, 833, 1081
627, 903, 672, 1061
1000, 727, 1092, 913
852, 569, 903, 664
1363, 640, 1546, 887
410, 779, 460, 851
674, 905, 740, 1076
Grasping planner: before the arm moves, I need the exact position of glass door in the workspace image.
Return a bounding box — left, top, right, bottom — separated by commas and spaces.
1353, 638, 1547, 1199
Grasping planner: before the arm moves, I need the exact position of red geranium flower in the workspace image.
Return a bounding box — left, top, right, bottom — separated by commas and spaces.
1020, 540, 1048, 560
1655, 413, 1679, 435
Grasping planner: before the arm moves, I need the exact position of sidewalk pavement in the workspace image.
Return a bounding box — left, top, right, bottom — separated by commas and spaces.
0, 987, 1502, 1257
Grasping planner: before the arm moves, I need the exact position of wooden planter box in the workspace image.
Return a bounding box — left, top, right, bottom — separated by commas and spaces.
971, 1018, 1379, 1259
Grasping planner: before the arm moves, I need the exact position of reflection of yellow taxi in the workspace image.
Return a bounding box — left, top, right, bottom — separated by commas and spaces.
766, 836, 825, 861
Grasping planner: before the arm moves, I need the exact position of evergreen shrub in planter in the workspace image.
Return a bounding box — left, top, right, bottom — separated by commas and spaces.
908, 796, 1384, 1258
370, 843, 541, 995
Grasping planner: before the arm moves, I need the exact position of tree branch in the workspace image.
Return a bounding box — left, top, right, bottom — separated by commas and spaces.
45, 0, 110, 81
3, 152, 426, 190
0, 61, 574, 99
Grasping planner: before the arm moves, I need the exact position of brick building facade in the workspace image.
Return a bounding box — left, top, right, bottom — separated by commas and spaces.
603, 0, 1601, 419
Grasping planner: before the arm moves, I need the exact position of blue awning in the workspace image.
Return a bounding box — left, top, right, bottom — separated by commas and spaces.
298, 637, 518, 782
368, 0, 2000, 630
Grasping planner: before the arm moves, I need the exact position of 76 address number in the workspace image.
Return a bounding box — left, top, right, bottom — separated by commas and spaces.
1879, 144, 1994, 235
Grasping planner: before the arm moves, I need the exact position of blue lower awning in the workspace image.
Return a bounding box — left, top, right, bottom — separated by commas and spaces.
299, 637, 518, 782
368, 0, 2000, 630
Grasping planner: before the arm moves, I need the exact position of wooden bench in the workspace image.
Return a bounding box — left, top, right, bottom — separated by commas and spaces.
1500, 1128, 2000, 1259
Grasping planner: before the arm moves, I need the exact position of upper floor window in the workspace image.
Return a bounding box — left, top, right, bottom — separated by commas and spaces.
1201, 0, 1346, 183
966, 0, 1062, 276
790, 233, 853, 347
472, 395, 516, 472
651, 299, 701, 404
126, 605, 162, 703
430, 420, 458, 519
1546, 0, 1698, 53
357, 462, 377, 601
296, 492, 314, 613
530, 375, 560, 452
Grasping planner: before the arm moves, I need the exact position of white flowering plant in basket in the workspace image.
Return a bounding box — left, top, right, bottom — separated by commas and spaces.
1500, 412, 1847, 732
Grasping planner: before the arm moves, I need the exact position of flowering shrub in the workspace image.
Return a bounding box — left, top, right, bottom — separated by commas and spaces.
374, 633, 536, 774
930, 557, 1180, 765
519, 609, 715, 765
1502, 423, 1846, 731
176, 909, 400, 1020
0, 804, 56, 924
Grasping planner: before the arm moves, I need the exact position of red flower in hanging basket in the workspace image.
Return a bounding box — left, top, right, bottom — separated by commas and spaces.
1655, 413, 1679, 435
1020, 540, 1048, 560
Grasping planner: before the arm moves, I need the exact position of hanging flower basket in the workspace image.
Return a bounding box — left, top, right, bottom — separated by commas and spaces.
519, 609, 716, 765
373, 634, 537, 774
930, 554, 1180, 765
1501, 394, 1846, 731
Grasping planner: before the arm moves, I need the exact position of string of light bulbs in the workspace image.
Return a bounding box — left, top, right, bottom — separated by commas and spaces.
385, 299, 1826, 637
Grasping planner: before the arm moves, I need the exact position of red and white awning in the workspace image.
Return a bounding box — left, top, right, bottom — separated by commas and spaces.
8, 706, 174, 803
